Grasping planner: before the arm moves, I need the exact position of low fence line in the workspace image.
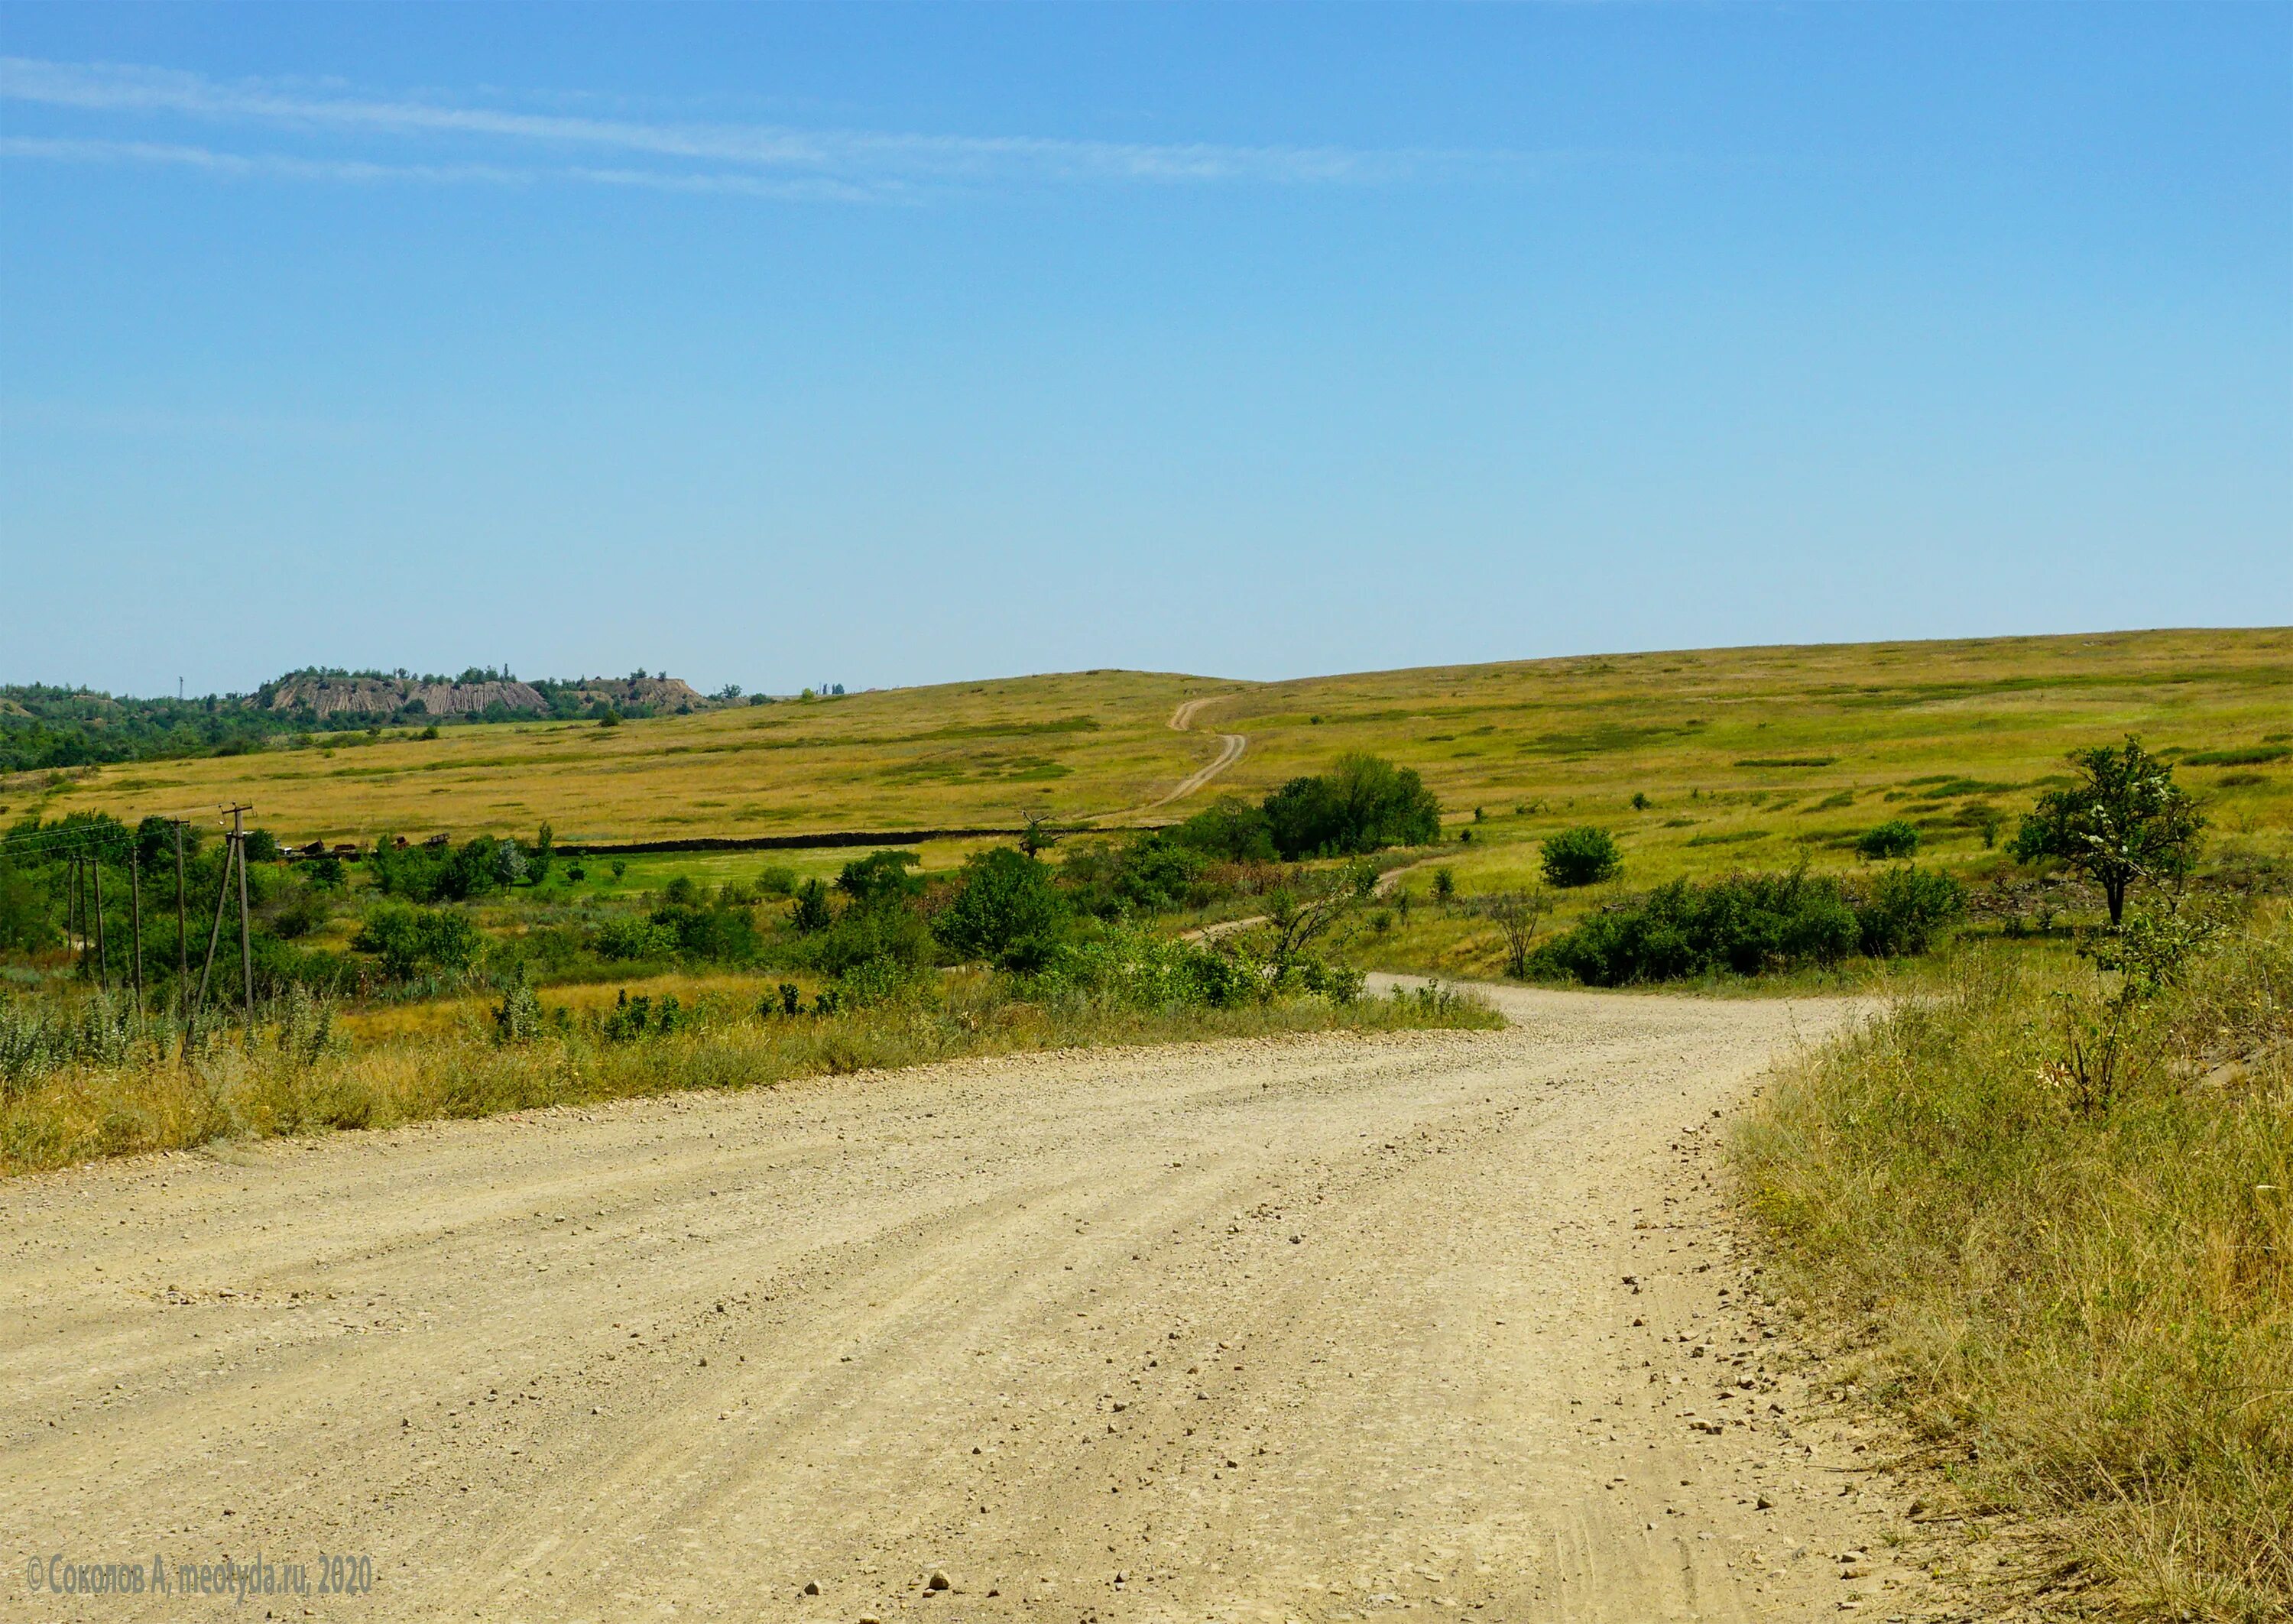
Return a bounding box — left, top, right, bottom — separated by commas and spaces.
552, 825, 1168, 857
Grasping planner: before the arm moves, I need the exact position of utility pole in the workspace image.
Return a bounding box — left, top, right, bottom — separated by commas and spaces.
90, 847, 108, 993
129, 841, 144, 1013
228, 806, 255, 1036
174, 821, 189, 997
186, 822, 237, 1050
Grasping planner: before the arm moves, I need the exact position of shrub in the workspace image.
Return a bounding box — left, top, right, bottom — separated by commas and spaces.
1174, 796, 1276, 863
649, 895, 759, 962
1856, 819, 1920, 861
1541, 826, 1621, 888
1534, 871, 1861, 985
592, 918, 676, 962
755, 864, 799, 898
1036, 923, 1253, 1010
1061, 833, 1208, 918
353, 902, 483, 979
803, 904, 930, 977
788, 878, 833, 934
1854, 864, 1965, 957
935, 848, 1069, 970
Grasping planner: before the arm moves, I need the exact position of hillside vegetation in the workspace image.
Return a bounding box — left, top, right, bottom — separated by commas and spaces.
1739, 909, 2292, 1619
15, 631, 2290, 867
0, 666, 728, 776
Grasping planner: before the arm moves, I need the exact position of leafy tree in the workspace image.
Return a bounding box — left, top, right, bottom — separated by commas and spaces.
835, 850, 923, 912
1018, 814, 1058, 858
1856, 820, 1919, 861
136, 814, 197, 870
2012, 737, 2204, 925
529, 822, 555, 885
1257, 860, 1378, 975
1260, 754, 1441, 860
1541, 826, 1621, 888
935, 848, 1069, 970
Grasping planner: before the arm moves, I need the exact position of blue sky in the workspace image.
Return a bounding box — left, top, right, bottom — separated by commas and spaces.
2, 2, 2287, 699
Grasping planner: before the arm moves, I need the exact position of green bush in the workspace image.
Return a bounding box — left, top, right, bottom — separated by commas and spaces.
353, 902, 483, 979
788, 878, 833, 934
935, 848, 1070, 971
1854, 864, 1965, 956
1173, 796, 1276, 863
1541, 825, 1621, 888
1534, 871, 1861, 984
1857, 818, 1920, 860
835, 850, 923, 911
803, 904, 931, 977
592, 918, 677, 962
755, 864, 799, 898
648, 895, 760, 962
1034, 924, 1253, 1009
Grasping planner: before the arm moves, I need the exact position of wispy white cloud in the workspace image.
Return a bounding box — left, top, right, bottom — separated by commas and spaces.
0, 135, 531, 186
0, 135, 897, 202
0, 55, 1541, 198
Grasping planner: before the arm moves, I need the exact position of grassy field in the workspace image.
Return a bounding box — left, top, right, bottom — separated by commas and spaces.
9, 670, 1247, 845
18, 632, 2290, 906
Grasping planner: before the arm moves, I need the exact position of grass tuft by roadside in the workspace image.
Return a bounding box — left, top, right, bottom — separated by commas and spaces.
0, 974, 1498, 1177
1736, 909, 2292, 1619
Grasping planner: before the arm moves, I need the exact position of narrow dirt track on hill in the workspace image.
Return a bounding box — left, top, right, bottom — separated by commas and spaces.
2, 986, 1961, 1622
1142, 697, 1247, 812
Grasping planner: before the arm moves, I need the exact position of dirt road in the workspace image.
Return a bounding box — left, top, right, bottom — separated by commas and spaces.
1, 986, 1954, 1622
1143, 699, 1247, 812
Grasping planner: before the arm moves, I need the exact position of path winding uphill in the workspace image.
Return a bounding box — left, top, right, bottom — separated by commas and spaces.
1146, 695, 1248, 812
1, 985, 1957, 1621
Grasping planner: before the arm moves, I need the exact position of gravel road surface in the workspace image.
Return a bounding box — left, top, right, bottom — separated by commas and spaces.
1, 984, 1953, 1622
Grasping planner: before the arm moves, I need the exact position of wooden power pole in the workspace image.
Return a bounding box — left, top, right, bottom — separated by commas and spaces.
90, 848, 108, 993
174, 821, 189, 998
229, 806, 254, 1035
129, 841, 144, 1013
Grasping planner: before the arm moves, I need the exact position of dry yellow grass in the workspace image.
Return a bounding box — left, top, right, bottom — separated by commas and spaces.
37, 670, 1242, 844
30, 631, 2291, 883
1737, 909, 2293, 1619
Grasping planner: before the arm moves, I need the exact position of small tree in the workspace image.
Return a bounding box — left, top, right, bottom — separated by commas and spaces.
1541, 826, 1620, 888
1486, 888, 1549, 978
2012, 737, 2203, 925
1257, 860, 1377, 976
